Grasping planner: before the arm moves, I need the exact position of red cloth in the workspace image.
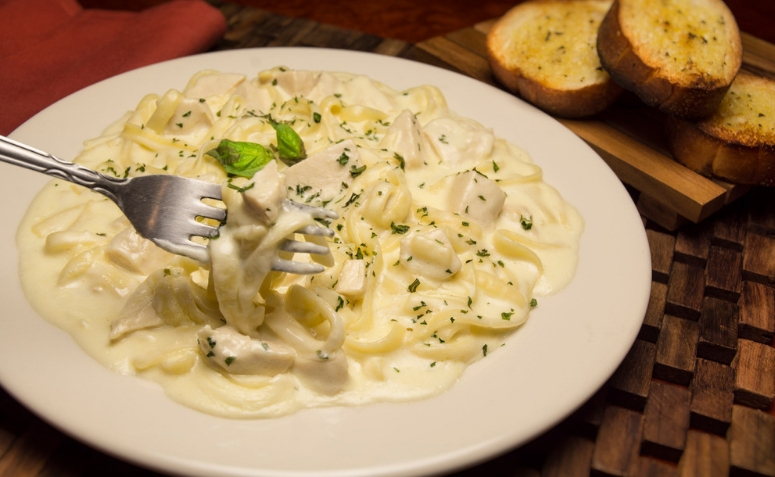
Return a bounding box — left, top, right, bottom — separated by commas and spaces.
0, 0, 227, 135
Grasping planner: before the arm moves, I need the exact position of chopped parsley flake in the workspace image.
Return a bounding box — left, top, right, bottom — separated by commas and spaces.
390, 222, 410, 234
350, 164, 366, 177
344, 192, 360, 207
393, 152, 405, 170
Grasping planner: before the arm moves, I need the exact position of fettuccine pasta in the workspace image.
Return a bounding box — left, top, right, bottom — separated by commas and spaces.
16, 67, 583, 418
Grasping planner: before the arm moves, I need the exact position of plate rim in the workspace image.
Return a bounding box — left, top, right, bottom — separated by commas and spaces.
2, 47, 651, 477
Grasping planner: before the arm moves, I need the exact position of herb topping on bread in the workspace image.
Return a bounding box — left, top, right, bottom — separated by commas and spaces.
597, 0, 742, 119
486, 0, 623, 118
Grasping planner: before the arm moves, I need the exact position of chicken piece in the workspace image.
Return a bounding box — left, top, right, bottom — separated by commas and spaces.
163, 97, 215, 137
400, 228, 461, 281
378, 109, 426, 169
241, 160, 286, 225
273, 70, 341, 103
423, 116, 495, 166
184, 73, 246, 99
198, 325, 295, 376
105, 228, 174, 275
334, 259, 367, 300
448, 170, 506, 228
283, 140, 363, 204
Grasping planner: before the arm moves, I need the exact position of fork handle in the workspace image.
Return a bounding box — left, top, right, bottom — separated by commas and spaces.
0, 135, 123, 203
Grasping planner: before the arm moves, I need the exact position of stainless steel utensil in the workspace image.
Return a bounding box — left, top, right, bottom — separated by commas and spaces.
0, 135, 336, 273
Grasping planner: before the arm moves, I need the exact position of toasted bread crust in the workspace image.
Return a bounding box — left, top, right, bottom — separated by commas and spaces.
514, 75, 623, 118
489, 54, 623, 118
667, 116, 775, 186
597, 0, 742, 119
666, 73, 775, 186
486, 0, 623, 118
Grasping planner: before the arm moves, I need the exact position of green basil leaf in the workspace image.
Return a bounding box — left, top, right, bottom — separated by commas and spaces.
269, 119, 306, 166
206, 139, 272, 178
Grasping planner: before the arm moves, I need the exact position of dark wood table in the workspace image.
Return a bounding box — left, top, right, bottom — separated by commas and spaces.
1, 1, 773, 476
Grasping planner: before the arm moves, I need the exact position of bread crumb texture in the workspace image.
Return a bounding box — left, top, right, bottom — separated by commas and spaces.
498, 1, 613, 89
701, 73, 775, 147
621, 0, 738, 86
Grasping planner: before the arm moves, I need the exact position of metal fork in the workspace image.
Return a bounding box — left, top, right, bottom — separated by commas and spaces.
0, 135, 337, 273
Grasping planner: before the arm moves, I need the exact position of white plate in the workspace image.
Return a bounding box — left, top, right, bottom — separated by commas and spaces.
1, 48, 650, 477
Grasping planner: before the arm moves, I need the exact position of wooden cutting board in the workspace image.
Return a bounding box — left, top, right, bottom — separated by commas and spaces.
414, 20, 775, 231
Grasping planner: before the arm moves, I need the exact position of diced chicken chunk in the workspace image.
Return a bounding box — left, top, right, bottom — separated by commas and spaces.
110, 304, 164, 340
340, 75, 395, 112
334, 259, 367, 300
378, 109, 425, 169
242, 161, 286, 225
105, 228, 174, 275
273, 70, 341, 103
423, 117, 495, 166
400, 229, 461, 281
197, 325, 295, 376
283, 140, 362, 204
448, 171, 506, 228
274, 70, 318, 95
184, 73, 246, 99
235, 80, 275, 115
163, 97, 215, 137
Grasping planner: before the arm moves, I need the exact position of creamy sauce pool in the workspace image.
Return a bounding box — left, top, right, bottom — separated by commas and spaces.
17, 68, 583, 418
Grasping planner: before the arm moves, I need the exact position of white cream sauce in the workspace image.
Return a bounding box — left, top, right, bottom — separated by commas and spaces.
17, 68, 583, 418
